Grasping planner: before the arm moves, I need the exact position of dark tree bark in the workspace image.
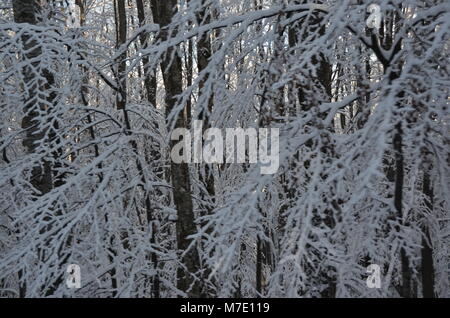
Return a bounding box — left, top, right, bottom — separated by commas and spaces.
150, 0, 202, 297
287, 0, 336, 297
421, 172, 436, 298
13, 0, 57, 297
393, 122, 412, 298
194, 2, 217, 295
115, 0, 127, 111
195, 0, 216, 220
13, 0, 54, 196
136, 0, 157, 108
383, 7, 412, 298
110, 0, 131, 295
135, 0, 161, 298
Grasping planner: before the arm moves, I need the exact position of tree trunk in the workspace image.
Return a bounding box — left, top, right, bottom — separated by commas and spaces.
393, 122, 411, 298
13, 0, 54, 196
421, 172, 436, 297
111, 0, 131, 295
150, 0, 202, 297
136, 0, 157, 107
196, 1, 216, 220
115, 0, 127, 111
135, 0, 161, 297
13, 0, 55, 297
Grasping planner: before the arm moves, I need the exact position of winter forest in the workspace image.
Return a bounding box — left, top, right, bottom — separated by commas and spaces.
0, 0, 448, 298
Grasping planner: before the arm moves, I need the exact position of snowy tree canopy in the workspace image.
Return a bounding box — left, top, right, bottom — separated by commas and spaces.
0, 0, 449, 298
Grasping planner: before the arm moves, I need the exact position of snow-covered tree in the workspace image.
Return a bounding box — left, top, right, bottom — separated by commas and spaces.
0, 0, 448, 298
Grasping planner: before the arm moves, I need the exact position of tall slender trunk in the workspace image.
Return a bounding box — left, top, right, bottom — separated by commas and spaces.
136, 0, 157, 107
196, 1, 215, 219
421, 172, 436, 297
13, 0, 59, 297
393, 122, 411, 297
383, 6, 411, 297
150, 0, 202, 297
194, 1, 216, 296
288, 0, 336, 296
135, 0, 161, 297
110, 0, 131, 295
115, 0, 127, 111
14, 0, 54, 196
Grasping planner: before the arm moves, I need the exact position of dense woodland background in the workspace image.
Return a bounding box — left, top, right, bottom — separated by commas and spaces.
0, 0, 449, 298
